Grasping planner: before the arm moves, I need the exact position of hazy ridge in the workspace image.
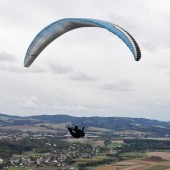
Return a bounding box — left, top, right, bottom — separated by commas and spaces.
1, 113, 170, 136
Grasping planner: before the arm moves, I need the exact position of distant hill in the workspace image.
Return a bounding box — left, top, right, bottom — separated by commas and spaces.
0, 113, 170, 136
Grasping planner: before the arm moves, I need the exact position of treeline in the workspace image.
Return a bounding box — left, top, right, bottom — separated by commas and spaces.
78, 158, 114, 169
0, 139, 32, 157
0, 138, 70, 158
119, 139, 170, 153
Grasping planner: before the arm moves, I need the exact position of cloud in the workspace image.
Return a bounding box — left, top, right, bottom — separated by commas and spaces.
142, 42, 158, 52
165, 72, 170, 76
27, 66, 47, 73
0, 97, 7, 103
155, 101, 168, 106
0, 63, 23, 73
0, 52, 17, 63
101, 79, 133, 92
48, 62, 73, 74
0, 63, 47, 74
52, 102, 106, 112
156, 65, 170, 76
70, 71, 96, 81
1, 0, 170, 120
108, 2, 170, 53
157, 65, 170, 69
18, 96, 38, 109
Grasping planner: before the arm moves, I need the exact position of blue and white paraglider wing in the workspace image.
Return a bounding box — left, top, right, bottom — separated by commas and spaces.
24, 18, 141, 67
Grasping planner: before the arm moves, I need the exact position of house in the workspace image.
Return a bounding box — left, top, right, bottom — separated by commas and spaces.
0, 158, 3, 164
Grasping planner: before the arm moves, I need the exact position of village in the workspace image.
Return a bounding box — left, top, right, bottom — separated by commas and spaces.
0, 129, 105, 169
4, 143, 103, 169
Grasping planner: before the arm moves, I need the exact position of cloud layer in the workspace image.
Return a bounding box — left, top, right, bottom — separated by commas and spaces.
0, 0, 170, 120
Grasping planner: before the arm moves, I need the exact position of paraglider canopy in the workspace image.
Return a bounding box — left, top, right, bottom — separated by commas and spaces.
24, 18, 141, 67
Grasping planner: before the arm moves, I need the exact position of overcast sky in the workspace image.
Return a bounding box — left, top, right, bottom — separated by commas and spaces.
0, 0, 170, 121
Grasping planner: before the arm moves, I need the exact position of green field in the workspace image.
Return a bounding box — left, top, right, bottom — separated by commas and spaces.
6, 166, 63, 170
148, 166, 170, 170
107, 142, 123, 149
6, 167, 25, 170
13, 151, 47, 158
120, 151, 148, 159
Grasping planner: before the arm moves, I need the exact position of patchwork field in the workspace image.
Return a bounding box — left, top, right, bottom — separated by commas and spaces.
95, 152, 170, 170
95, 161, 170, 170
95, 165, 120, 170
0, 123, 68, 132
147, 152, 170, 161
